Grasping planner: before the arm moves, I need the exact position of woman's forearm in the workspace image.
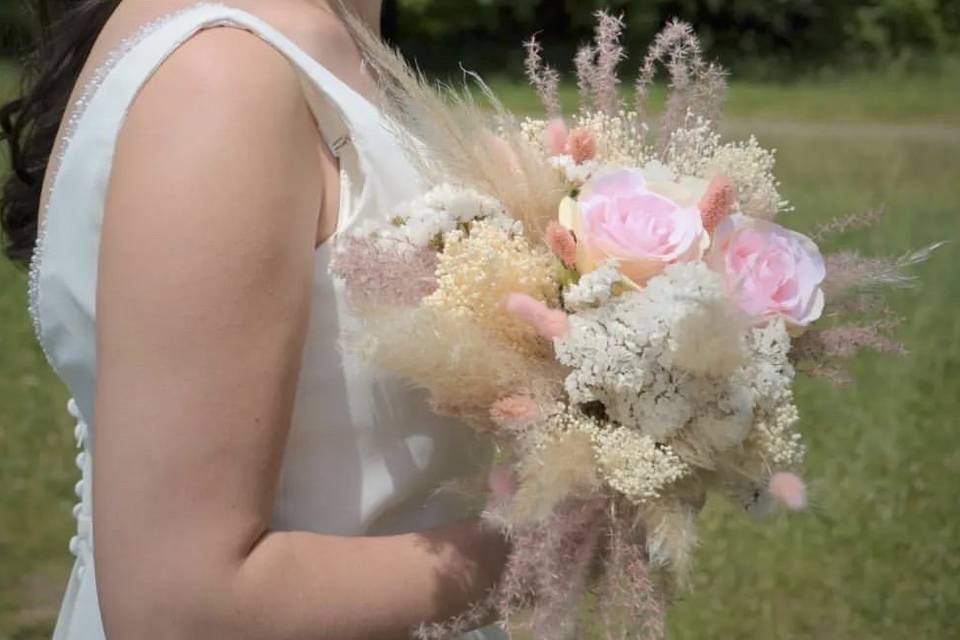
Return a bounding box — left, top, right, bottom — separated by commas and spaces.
109, 519, 509, 640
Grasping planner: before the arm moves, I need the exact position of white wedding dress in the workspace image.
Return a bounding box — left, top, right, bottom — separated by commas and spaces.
30, 3, 502, 638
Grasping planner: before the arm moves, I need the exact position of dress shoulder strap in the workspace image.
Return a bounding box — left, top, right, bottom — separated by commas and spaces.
77, 1, 385, 157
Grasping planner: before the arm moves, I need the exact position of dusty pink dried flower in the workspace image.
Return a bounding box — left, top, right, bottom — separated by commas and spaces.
544, 118, 570, 156
331, 237, 438, 306
490, 395, 542, 430
567, 127, 598, 164
504, 293, 570, 340
545, 221, 578, 268
698, 174, 735, 234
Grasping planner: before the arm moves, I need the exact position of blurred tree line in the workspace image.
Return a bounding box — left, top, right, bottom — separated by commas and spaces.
1, 0, 957, 77
395, 0, 959, 78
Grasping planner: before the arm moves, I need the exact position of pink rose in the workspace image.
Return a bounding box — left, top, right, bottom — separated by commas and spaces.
561, 168, 708, 285
708, 214, 825, 326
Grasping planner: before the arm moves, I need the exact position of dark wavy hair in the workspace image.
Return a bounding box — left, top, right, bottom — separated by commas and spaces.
1, 0, 120, 265
0, 0, 400, 265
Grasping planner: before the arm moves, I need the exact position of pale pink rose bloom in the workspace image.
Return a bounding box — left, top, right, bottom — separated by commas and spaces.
708, 214, 826, 326
568, 168, 708, 285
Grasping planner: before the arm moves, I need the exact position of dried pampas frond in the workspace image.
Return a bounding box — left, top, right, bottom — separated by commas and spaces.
524, 36, 562, 117
512, 429, 601, 524
343, 10, 567, 241
350, 307, 562, 421
823, 243, 945, 298
812, 205, 887, 243
643, 503, 699, 589
600, 514, 667, 640
574, 11, 627, 116
634, 19, 727, 141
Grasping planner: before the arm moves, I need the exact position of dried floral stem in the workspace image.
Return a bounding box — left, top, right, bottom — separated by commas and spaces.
525, 36, 562, 118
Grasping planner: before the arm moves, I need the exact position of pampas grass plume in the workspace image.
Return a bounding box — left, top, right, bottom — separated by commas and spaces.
512, 431, 600, 524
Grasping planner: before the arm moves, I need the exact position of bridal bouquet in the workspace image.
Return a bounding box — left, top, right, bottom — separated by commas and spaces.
335, 13, 935, 639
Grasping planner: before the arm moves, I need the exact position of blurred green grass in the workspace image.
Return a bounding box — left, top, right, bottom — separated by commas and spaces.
1, 60, 958, 639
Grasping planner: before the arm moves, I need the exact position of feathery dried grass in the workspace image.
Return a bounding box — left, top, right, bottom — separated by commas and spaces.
823, 243, 945, 298
345, 12, 567, 241
351, 307, 562, 421
600, 514, 666, 640
634, 19, 727, 141
512, 429, 601, 524
574, 11, 627, 115
525, 36, 562, 117
812, 205, 887, 243
643, 502, 699, 589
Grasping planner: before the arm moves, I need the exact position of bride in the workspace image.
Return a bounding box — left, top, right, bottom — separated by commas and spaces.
0, 0, 509, 638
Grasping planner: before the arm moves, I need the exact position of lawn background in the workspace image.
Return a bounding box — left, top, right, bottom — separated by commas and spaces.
1, 57, 958, 638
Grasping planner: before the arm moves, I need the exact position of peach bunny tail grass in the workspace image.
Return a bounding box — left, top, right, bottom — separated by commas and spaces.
545, 221, 578, 268
768, 472, 807, 511
567, 127, 598, 164
504, 293, 570, 340
699, 175, 735, 234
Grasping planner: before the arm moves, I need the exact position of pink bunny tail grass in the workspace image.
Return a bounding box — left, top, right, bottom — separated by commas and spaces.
490, 395, 542, 430
699, 175, 735, 234
544, 118, 570, 156
566, 127, 598, 165
768, 472, 807, 511
545, 221, 578, 268
504, 293, 570, 340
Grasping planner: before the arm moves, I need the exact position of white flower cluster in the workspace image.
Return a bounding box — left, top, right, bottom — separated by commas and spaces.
752, 401, 805, 468
516, 406, 690, 505
663, 118, 789, 219
592, 426, 690, 503
548, 154, 599, 186
520, 110, 651, 168
563, 260, 622, 311
354, 184, 508, 247
556, 263, 797, 456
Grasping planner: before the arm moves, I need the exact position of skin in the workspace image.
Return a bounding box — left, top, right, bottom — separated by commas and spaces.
80, 1, 509, 638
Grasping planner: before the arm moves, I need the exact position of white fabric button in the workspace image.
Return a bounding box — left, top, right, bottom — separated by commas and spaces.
68, 535, 81, 556
67, 398, 80, 418
75, 452, 87, 471
72, 503, 83, 518
74, 480, 84, 499
73, 422, 87, 445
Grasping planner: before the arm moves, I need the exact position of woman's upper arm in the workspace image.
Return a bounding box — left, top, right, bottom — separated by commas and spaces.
93, 28, 324, 626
